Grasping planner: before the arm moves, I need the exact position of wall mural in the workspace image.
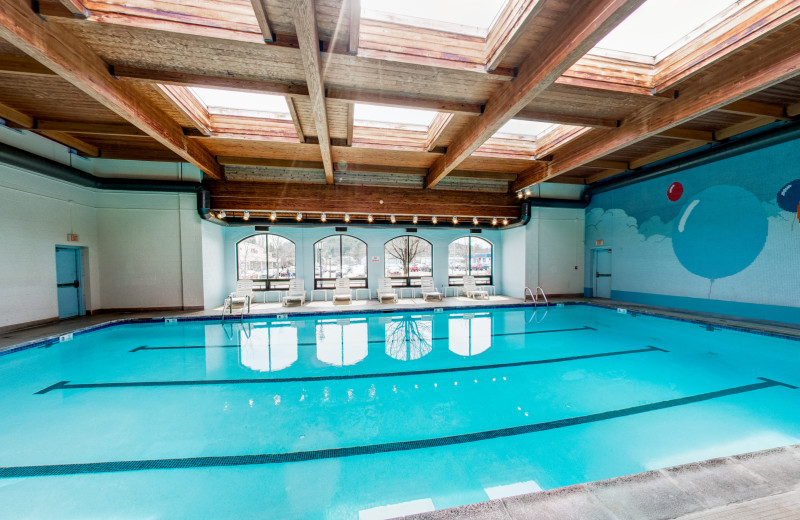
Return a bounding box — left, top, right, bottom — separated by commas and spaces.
584, 137, 800, 320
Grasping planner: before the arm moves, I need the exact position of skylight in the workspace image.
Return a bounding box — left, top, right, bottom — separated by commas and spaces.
495, 119, 554, 138
595, 0, 739, 58
353, 104, 438, 128
190, 87, 290, 116
361, 0, 508, 36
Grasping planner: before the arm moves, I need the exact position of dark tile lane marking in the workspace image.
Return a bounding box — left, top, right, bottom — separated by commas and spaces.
35, 345, 662, 395
129, 326, 597, 352
7, 378, 794, 478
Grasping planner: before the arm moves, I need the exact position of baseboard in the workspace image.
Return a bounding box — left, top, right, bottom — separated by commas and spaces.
90, 306, 204, 314
0, 316, 59, 335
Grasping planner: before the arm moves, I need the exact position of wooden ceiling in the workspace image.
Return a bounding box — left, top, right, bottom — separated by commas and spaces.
0, 0, 799, 219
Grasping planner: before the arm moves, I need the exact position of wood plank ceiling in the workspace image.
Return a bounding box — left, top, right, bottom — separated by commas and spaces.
0, 0, 799, 222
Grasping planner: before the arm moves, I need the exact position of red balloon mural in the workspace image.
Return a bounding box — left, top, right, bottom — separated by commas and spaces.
667, 182, 683, 202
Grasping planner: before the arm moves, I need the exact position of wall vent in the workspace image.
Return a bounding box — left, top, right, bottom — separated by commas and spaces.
406, 227, 417, 233
470, 228, 482, 233
335, 226, 347, 232
255, 225, 270, 231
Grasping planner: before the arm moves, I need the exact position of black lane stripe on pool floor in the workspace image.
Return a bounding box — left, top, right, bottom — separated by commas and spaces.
35, 345, 664, 395
129, 326, 597, 352
8, 377, 796, 479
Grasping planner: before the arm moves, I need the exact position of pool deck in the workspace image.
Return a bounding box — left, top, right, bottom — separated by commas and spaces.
2, 296, 800, 519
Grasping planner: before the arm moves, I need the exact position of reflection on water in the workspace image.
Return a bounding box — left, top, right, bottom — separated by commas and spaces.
317, 318, 369, 366
384, 316, 433, 361
239, 324, 298, 372
449, 313, 492, 356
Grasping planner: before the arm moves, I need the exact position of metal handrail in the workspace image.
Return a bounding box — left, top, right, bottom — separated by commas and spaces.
523, 286, 549, 308
523, 286, 535, 302
536, 286, 549, 307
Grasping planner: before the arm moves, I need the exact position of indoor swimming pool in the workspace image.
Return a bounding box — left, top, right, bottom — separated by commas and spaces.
1, 304, 799, 519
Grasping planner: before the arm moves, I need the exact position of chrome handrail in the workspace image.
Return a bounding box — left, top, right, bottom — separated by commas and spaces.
536, 286, 549, 307
524, 286, 549, 308
523, 286, 535, 303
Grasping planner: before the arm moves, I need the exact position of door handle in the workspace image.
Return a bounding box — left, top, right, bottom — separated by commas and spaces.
57, 280, 80, 288
595, 273, 611, 278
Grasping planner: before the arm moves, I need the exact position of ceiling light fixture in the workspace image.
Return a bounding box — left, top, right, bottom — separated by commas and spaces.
218, 210, 226, 218
390, 215, 396, 223
320, 213, 326, 222
368, 214, 374, 223
502, 218, 509, 226
243, 211, 250, 221
492, 217, 498, 226
517, 192, 524, 199
432, 216, 438, 224
296, 212, 302, 221
452, 216, 458, 224
473, 217, 479, 225
270, 212, 277, 221
525, 189, 532, 197
344, 213, 350, 223
412, 215, 418, 224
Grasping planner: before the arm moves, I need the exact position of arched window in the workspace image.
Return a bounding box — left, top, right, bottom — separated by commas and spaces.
384, 236, 433, 287
313, 235, 368, 289
236, 234, 296, 290
448, 236, 493, 285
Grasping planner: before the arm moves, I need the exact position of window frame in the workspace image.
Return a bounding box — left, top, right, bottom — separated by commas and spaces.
313, 234, 369, 290
447, 236, 493, 286
383, 235, 434, 288
236, 233, 297, 290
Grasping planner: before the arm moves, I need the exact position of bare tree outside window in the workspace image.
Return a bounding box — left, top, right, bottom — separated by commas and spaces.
385, 236, 432, 280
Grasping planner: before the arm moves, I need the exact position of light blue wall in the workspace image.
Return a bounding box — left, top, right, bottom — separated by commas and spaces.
201, 220, 227, 309
585, 134, 800, 324
210, 225, 503, 304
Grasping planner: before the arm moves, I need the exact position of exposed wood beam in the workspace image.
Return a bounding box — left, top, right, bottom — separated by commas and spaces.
585, 159, 628, 170
250, 0, 276, 42
327, 88, 482, 115
0, 101, 34, 128
208, 180, 520, 218
0, 0, 222, 178
629, 141, 706, 170
515, 108, 618, 128
787, 100, 800, 118
485, 0, 547, 72
0, 54, 54, 75
713, 116, 776, 141
345, 102, 354, 146
112, 65, 310, 97
424, 0, 646, 189
37, 130, 99, 156
426, 113, 454, 151
157, 84, 212, 136
586, 169, 625, 184
292, 0, 334, 184
35, 120, 147, 136
513, 23, 800, 191
216, 156, 516, 180
349, 0, 360, 54
718, 99, 791, 120
285, 96, 306, 143
56, 0, 89, 18
657, 128, 717, 142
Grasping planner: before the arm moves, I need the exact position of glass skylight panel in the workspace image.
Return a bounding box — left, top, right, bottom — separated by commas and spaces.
362, 0, 508, 36
595, 0, 739, 58
190, 87, 290, 116
496, 119, 553, 138
353, 104, 438, 127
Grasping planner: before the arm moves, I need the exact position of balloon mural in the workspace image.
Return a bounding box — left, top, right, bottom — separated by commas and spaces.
667, 182, 683, 202
776, 179, 800, 223
672, 185, 768, 282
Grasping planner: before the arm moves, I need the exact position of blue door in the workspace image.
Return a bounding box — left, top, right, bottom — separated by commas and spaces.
56, 246, 83, 319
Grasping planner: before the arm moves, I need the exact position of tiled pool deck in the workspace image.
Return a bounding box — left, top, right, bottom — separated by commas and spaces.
2, 296, 799, 519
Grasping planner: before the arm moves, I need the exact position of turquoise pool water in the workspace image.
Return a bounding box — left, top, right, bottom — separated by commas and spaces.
1, 305, 799, 519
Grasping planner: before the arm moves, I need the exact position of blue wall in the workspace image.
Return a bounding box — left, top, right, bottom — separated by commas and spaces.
585, 135, 800, 324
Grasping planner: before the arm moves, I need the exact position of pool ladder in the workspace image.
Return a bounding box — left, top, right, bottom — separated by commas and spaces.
524, 286, 549, 308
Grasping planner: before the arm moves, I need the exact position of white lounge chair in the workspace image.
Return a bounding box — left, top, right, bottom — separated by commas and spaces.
420, 277, 442, 301
377, 277, 398, 303
333, 277, 352, 305
462, 275, 488, 300
282, 278, 306, 306
225, 279, 255, 313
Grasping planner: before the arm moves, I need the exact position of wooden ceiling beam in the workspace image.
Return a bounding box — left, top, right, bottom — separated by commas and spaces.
36, 130, 99, 156
208, 180, 520, 218
0, 0, 222, 178
426, 113, 454, 151
629, 141, 706, 170
292, 0, 334, 184
0, 54, 55, 76
285, 96, 306, 143
56, 0, 89, 18
515, 108, 619, 128
484, 0, 547, 72
585, 159, 628, 170
349, 0, 360, 54
345, 102, 354, 146
34, 120, 147, 136
513, 23, 800, 191
249, 0, 276, 42
424, 0, 646, 189
717, 99, 791, 120
0, 100, 35, 128
327, 88, 482, 115
657, 128, 717, 142
157, 84, 212, 136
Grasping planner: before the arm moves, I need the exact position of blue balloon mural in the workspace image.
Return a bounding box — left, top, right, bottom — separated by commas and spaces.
777, 179, 800, 213
672, 185, 768, 280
